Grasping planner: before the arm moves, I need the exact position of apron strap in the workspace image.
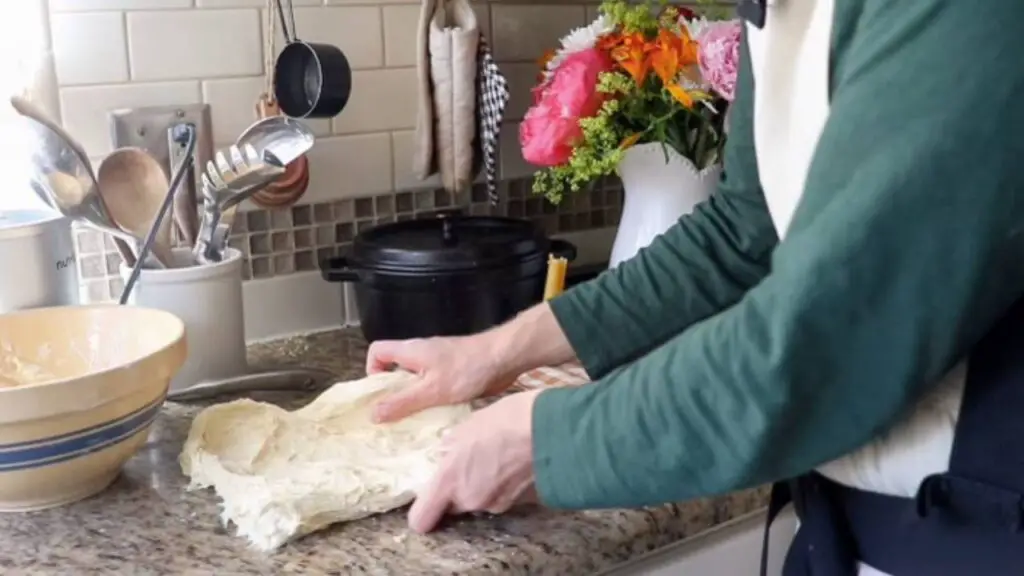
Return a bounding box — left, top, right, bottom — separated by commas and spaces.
760, 481, 791, 576
760, 296, 1024, 575
912, 296, 1024, 532
941, 295, 1024, 498
761, 477, 858, 576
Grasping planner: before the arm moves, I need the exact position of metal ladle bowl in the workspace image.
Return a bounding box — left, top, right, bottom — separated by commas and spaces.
11, 97, 160, 268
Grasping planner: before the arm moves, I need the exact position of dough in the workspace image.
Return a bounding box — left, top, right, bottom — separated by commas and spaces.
0, 354, 57, 387
179, 371, 471, 551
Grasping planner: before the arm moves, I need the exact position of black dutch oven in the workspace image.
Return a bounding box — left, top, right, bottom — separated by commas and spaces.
319, 211, 576, 342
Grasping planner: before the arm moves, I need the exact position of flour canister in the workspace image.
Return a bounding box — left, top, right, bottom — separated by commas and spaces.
0, 210, 79, 313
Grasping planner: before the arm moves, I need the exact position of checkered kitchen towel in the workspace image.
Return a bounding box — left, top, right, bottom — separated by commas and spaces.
514, 362, 590, 390
476, 36, 509, 206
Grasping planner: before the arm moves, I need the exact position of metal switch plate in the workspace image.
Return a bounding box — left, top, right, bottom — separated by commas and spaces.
109, 104, 214, 180
108, 104, 214, 246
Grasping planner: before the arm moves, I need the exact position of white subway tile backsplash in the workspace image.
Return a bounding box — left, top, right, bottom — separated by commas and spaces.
381, 4, 488, 68
332, 68, 417, 135
391, 130, 441, 191
499, 121, 534, 180
491, 4, 586, 62
51, 0, 191, 11
381, 5, 419, 68
198, 0, 321, 7
201, 76, 267, 145
502, 62, 539, 121
127, 10, 263, 81
325, 0, 417, 5
303, 134, 393, 203
473, 4, 492, 41
266, 7, 384, 70
60, 81, 202, 156
51, 12, 129, 86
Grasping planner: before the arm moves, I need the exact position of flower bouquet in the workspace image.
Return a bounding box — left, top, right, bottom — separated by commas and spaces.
520, 0, 742, 204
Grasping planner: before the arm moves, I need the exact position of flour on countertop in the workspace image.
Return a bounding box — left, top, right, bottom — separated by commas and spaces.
179, 371, 471, 551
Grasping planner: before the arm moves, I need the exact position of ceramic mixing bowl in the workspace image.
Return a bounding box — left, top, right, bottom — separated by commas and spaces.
0, 305, 186, 511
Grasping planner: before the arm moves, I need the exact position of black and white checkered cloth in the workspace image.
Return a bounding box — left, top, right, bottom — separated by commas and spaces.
476, 36, 509, 206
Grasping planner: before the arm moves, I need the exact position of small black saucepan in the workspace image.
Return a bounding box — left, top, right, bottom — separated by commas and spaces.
319, 211, 577, 343
273, 0, 352, 119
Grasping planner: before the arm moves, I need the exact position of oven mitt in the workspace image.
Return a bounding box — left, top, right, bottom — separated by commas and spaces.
475, 36, 508, 205
428, 0, 480, 193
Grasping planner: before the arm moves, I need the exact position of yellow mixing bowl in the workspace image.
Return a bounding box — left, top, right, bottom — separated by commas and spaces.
0, 305, 186, 510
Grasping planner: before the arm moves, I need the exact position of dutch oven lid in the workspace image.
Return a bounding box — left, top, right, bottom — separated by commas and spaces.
350, 212, 547, 273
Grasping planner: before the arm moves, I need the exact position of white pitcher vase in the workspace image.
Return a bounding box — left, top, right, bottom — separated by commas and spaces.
609, 142, 722, 268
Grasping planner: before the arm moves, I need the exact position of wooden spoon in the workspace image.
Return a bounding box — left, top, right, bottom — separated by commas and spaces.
97, 148, 176, 268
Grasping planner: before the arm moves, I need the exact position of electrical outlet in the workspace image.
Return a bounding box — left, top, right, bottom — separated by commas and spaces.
109, 104, 214, 247
109, 104, 213, 183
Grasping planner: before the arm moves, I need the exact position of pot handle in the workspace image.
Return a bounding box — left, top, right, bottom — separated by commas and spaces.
320, 256, 360, 282
549, 239, 577, 262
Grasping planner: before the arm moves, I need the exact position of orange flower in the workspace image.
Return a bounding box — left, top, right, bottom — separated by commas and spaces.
666, 85, 695, 108
649, 29, 682, 86
620, 132, 643, 149
645, 28, 704, 108
536, 49, 557, 82
596, 33, 623, 51
609, 32, 652, 85
537, 49, 556, 69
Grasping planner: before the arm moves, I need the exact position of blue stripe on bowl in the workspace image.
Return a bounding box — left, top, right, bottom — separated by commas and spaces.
0, 394, 165, 452
0, 397, 164, 473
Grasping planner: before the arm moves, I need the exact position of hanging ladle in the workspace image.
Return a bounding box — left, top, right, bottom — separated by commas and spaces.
272, 0, 352, 119
11, 96, 142, 267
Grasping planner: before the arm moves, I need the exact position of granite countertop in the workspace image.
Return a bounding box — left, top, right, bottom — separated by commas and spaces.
0, 329, 768, 575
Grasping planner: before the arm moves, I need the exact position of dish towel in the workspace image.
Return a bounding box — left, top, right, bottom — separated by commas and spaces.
514, 363, 590, 390
475, 36, 509, 206
413, 0, 480, 194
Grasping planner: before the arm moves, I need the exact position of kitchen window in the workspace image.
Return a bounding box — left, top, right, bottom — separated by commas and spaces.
0, 0, 59, 212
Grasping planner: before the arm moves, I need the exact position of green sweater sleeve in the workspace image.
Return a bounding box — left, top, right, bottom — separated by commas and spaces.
534, 0, 1024, 509
549, 29, 777, 379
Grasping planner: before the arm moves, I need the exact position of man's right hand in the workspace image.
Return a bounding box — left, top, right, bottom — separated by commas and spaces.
367, 335, 514, 423
366, 303, 578, 423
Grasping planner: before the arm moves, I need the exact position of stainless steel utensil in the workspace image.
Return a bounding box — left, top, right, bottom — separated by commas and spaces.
213, 144, 262, 249
165, 367, 337, 402
119, 124, 198, 304
193, 147, 285, 263
236, 115, 316, 166
10, 96, 140, 267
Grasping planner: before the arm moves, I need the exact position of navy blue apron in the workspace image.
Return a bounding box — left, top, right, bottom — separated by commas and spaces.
760, 296, 1024, 576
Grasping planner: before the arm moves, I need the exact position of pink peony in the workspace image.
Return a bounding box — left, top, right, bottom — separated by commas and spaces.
696, 20, 742, 102
520, 48, 614, 167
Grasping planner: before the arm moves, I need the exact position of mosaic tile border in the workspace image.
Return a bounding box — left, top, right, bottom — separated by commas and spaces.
74, 176, 623, 301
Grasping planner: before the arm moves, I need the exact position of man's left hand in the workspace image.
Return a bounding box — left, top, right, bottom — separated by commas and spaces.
408, 389, 543, 533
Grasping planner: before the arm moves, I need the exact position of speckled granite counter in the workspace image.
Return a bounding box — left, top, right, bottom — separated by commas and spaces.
0, 329, 768, 575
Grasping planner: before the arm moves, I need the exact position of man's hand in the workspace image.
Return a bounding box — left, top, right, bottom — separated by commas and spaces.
368, 303, 575, 423
368, 335, 513, 423
408, 390, 542, 533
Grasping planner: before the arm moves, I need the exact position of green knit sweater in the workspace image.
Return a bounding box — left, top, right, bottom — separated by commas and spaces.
533, 0, 1024, 508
